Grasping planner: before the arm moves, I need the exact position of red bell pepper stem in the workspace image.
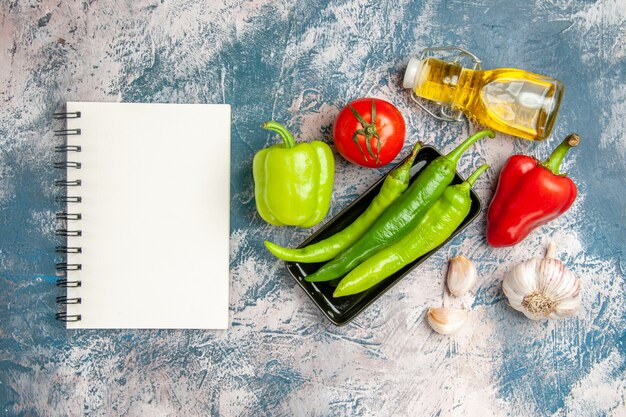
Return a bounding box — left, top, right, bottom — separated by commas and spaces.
263, 121, 296, 149
446, 130, 495, 164
542, 133, 580, 175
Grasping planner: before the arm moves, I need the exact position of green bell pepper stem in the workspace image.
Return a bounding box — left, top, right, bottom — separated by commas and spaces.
262, 121, 296, 148
305, 130, 492, 283
264, 141, 423, 263
333, 163, 489, 298
542, 133, 580, 175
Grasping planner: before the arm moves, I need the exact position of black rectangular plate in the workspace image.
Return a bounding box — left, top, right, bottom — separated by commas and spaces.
285, 145, 482, 326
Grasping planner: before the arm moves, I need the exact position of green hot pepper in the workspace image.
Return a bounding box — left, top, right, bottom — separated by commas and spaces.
334, 163, 489, 297
264, 141, 422, 263
305, 130, 494, 282
253, 121, 334, 228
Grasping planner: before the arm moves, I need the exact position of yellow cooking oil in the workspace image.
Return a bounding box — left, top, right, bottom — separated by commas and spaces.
404, 57, 564, 141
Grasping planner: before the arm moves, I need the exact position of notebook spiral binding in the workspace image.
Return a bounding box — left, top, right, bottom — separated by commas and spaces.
54, 111, 83, 323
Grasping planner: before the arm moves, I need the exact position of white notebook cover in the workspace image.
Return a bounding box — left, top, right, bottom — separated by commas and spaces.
63, 102, 230, 329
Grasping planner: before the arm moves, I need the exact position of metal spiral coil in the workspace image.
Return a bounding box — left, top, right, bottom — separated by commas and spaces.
56, 296, 82, 304
56, 263, 82, 271
54, 161, 81, 169
54, 179, 81, 187
55, 246, 82, 254
53, 111, 81, 119
55, 110, 83, 323
55, 145, 81, 153
56, 279, 82, 288
56, 212, 82, 221
55, 312, 82, 322
56, 229, 82, 237
54, 128, 81, 136
56, 196, 81, 203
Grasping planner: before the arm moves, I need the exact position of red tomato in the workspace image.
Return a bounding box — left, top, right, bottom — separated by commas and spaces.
333, 98, 406, 168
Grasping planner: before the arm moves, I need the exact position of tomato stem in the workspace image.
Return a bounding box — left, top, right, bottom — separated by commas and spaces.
348, 100, 381, 163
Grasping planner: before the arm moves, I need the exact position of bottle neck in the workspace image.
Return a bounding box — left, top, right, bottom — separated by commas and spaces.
413, 58, 476, 109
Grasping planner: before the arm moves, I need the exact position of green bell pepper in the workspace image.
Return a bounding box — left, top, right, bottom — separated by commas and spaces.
253, 121, 334, 227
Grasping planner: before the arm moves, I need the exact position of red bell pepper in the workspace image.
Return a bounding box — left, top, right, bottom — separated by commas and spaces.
487, 134, 580, 247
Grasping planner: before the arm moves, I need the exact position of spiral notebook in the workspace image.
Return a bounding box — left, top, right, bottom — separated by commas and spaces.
54, 102, 231, 329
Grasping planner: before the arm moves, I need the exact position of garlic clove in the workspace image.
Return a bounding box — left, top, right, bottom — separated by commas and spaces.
541, 261, 581, 302
502, 264, 529, 297
537, 258, 566, 297
427, 307, 468, 335
552, 294, 582, 319
502, 260, 540, 304
518, 261, 542, 294
446, 255, 477, 297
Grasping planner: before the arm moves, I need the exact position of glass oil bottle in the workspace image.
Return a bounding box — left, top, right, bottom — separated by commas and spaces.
403, 47, 564, 141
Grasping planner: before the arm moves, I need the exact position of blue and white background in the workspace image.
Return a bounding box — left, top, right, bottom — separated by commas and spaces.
1, 0, 625, 416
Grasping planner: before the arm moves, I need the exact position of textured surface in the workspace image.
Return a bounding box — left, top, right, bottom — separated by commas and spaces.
1, 0, 625, 416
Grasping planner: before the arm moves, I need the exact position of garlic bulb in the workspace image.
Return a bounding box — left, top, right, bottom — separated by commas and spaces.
502, 242, 581, 320
446, 255, 477, 296
427, 307, 469, 334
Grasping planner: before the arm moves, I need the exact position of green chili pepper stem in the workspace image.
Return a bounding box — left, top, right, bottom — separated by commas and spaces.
542, 133, 580, 175
388, 141, 423, 183
457, 163, 489, 191
445, 130, 495, 164
262, 121, 296, 149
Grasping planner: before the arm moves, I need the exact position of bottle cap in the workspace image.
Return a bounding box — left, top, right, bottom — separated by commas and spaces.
403, 58, 423, 89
